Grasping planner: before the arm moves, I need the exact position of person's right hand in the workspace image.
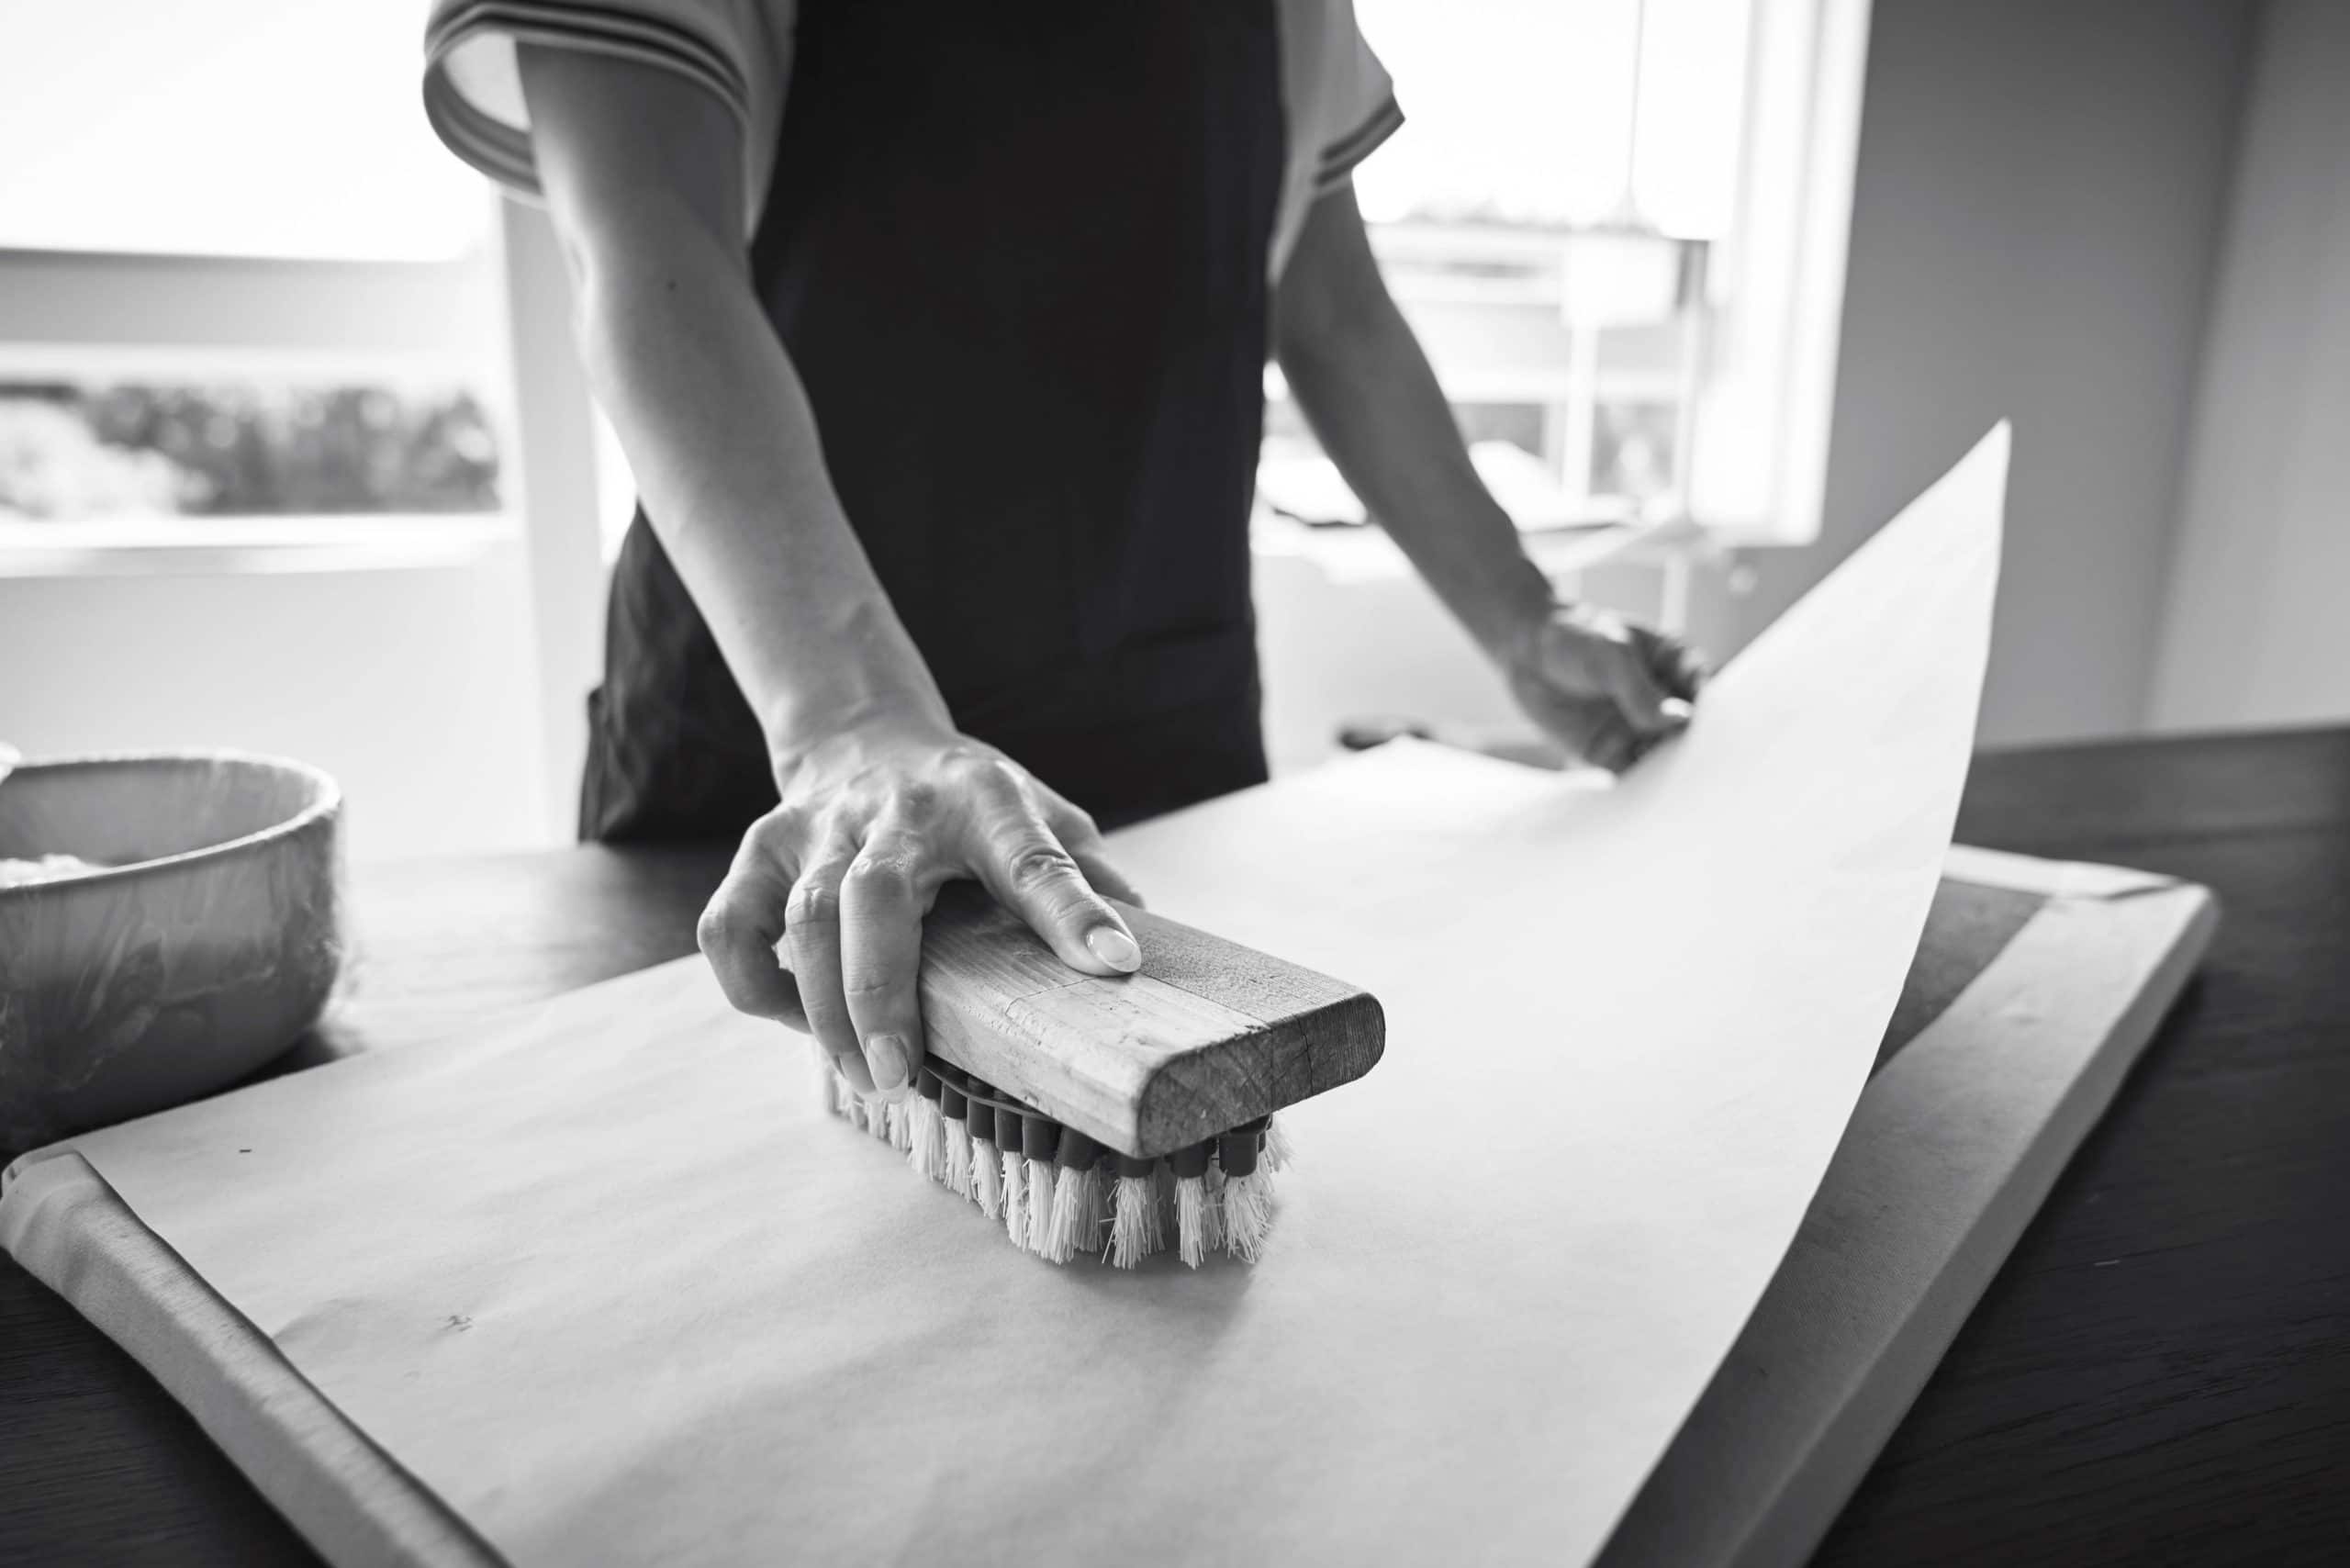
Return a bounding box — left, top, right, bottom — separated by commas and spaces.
696, 719, 1143, 1099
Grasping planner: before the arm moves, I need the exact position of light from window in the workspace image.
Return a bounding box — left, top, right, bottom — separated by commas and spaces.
1260, 0, 1751, 532
1352, 0, 1751, 236
0, 1, 488, 261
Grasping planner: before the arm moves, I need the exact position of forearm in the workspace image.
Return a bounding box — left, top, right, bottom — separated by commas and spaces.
570, 226, 947, 759
1274, 192, 1553, 663
519, 43, 945, 769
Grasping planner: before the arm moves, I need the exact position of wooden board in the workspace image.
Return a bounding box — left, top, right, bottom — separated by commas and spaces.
0, 851, 2199, 1568
1597, 846, 2218, 1568
917, 883, 1385, 1157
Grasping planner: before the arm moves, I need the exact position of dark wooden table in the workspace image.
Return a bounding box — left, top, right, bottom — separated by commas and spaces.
5, 729, 2345, 1565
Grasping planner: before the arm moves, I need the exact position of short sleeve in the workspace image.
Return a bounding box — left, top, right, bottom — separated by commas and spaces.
1303, 8, 1403, 197
1271, 0, 1404, 274
420, 0, 787, 232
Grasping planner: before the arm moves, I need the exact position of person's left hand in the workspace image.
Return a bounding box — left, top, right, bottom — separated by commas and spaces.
1504, 602, 1707, 773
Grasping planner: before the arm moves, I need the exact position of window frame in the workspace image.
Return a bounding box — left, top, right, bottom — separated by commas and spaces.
0, 246, 519, 577
1302, 0, 1873, 548
1685, 0, 1874, 545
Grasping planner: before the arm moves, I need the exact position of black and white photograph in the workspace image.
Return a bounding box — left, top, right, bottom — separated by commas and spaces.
1, 1, 2343, 1564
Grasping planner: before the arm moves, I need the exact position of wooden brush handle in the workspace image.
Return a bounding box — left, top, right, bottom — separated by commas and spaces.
916, 883, 1383, 1159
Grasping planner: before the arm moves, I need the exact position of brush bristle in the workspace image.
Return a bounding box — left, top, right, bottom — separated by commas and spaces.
1175, 1176, 1212, 1269
1044, 1163, 1102, 1263
906, 1097, 944, 1182
971, 1138, 1002, 1219
840, 1071, 1289, 1271
1001, 1148, 1027, 1249
1025, 1159, 1055, 1253
943, 1119, 973, 1199
1222, 1170, 1275, 1262
1108, 1171, 1160, 1268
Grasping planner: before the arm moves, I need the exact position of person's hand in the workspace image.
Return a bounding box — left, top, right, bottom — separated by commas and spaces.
1504, 602, 1707, 773
696, 719, 1142, 1097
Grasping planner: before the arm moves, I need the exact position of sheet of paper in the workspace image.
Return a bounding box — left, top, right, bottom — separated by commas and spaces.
37, 429, 2008, 1567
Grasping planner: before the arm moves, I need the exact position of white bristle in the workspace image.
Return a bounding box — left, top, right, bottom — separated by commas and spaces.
1223, 1170, 1276, 1262
907, 1097, 945, 1182
867, 1098, 894, 1143
971, 1138, 1002, 1218
1001, 1149, 1027, 1248
888, 1098, 912, 1152
1108, 1172, 1161, 1268
1175, 1176, 1212, 1269
1045, 1163, 1102, 1264
943, 1118, 973, 1199
1025, 1159, 1055, 1253
1201, 1167, 1227, 1254
1263, 1116, 1295, 1172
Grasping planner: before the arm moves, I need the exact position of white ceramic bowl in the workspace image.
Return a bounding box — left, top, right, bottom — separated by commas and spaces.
0, 752, 342, 1150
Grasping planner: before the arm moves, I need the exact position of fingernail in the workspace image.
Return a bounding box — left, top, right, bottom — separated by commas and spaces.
866, 1034, 911, 1093
1086, 925, 1141, 973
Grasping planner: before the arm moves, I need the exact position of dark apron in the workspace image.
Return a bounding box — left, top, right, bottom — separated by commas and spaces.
580, 0, 1284, 841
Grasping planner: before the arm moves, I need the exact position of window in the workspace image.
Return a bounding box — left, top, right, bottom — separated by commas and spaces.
0, 2, 512, 572
1260, 0, 1869, 544
0, 2, 487, 262
0, 377, 500, 523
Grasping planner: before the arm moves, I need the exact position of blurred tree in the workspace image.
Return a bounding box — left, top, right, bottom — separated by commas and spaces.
1, 381, 501, 520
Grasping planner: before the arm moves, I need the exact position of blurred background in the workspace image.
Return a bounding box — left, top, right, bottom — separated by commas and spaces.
2, 0, 2344, 861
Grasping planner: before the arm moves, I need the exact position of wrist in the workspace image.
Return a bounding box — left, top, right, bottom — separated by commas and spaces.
750, 595, 954, 777
765, 692, 954, 784
1469, 552, 1561, 672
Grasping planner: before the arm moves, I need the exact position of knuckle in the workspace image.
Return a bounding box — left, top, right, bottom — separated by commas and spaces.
750, 804, 804, 848
1003, 839, 1081, 897
842, 969, 903, 1002
843, 852, 915, 900
963, 754, 1030, 801
785, 877, 838, 927
694, 900, 739, 955
890, 778, 943, 823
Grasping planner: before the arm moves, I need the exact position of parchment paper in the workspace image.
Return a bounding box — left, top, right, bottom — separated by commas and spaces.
28, 429, 2008, 1566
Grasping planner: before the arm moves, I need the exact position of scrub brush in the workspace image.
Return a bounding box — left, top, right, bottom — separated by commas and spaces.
812, 883, 1382, 1268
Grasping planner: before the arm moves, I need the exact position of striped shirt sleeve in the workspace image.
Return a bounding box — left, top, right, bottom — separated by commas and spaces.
1306, 3, 1403, 196
421, 0, 782, 228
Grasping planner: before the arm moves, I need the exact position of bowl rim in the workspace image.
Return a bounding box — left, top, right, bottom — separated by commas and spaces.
0, 748, 341, 899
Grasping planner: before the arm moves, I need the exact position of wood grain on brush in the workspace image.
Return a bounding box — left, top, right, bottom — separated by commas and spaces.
917, 882, 1384, 1159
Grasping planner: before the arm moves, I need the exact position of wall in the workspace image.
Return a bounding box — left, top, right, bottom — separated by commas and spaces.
2147, 0, 2350, 734
0, 551, 549, 862
0, 247, 556, 864
1733, 0, 2253, 745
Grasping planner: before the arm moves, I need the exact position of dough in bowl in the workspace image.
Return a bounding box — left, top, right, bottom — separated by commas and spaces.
0, 854, 107, 889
